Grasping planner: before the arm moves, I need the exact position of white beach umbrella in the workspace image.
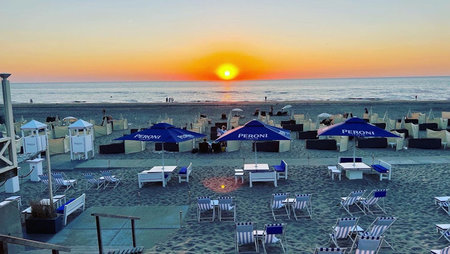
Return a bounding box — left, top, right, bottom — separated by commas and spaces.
318, 113, 332, 118
281, 105, 292, 111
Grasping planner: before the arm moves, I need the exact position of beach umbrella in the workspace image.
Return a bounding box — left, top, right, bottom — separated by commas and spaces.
215, 119, 290, 164
116, 123, 205, 168
318, 117, 399, 163
281, 105, 292, 111
318, 113, 332, 118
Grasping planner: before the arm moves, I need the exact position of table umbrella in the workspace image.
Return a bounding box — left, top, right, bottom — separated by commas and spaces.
318, 117, 399, 163
116, 123, 205, 168
215, 119, 290, 164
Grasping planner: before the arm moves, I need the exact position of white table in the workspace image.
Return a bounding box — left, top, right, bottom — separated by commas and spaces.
338, 162, 372, 180
244, 164, 269, 171
138, 166, 177, 188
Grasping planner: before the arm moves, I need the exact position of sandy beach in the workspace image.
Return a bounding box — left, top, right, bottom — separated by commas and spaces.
2, 100, 450, 253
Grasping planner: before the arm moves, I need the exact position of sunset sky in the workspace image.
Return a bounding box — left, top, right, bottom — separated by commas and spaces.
1, 0, 449, 82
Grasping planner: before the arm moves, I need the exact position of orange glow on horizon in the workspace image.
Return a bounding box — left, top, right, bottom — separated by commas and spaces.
215, 63, 239, 80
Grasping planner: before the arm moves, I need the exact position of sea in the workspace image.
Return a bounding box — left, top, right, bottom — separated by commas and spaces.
10, 76, 450, 104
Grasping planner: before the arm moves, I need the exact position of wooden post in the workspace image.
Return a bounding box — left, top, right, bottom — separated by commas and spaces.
94, 216, 103, 254
1, 241, 8, 254
131, 219, 136, 248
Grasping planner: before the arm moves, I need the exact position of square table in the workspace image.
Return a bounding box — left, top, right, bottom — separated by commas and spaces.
244, 164, 269, 171
338, 162, 372, 180
138, 166, 177, 188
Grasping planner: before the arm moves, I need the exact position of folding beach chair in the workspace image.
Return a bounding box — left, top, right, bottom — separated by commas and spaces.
439, 200, 450, 216
100, 170, 120, 189
313, 247, 346, 254
262, 223, 287, 253
218, 196, 236, 222
431, 245, 450, 254
270, 193, 290, 221
291, 194, 312, 220
235, 222, 258, 253
329, 217, 359, 248
38, 174, 52, 192
340, 190, 365, 216
437, 226, 450, 243
350, 235, 383, 254
82, 172, 105, 190
358, 189, 388, 214
197, 196, 215, 222
52, 172, 77, 192
272, 160, 288, 180
359, 217, 396, 250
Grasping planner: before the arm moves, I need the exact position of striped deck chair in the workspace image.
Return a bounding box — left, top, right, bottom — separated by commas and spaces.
291, 194, 312, 220
431, 246, 450, 254
197, 196, 215, 222
100, 170, 120, 189
271, 193, 290, 221
438, 226, 450, 243
359, 217, 396, 250
314, 247, 346, 254
350, 235, 382, 254
82, 173, 105, 190
329, 217, 359, 248
235, 222, 258, 253
52, 172, 77, 192
38, 174, 52, 192
262, 223, 286, 253
359, 189, 388, 214
438, 200, 450, 216
218, 196, 236, 222
340, 190, 366, 216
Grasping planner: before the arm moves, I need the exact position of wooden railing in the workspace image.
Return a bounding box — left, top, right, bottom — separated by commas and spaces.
91, 213, 140, 254
0, 234, 70, 254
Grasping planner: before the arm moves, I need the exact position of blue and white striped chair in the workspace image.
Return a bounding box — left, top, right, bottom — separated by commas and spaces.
291, 194, 312, 220
235, 222, 258, 253
340, 190, 366, 216
439, 200, 450, 216
82, 173, 105, 190
431, 246, 450, 254
100, 170, 120, 189
262, 223, 286, 253
329, 217, 359, 248
314, 247, 346, 254
218, 196, 236, 222
438, 226, 450, 243
271, 193, 290, 221
52, 172, 77, 192
350, 235, 382, 254
359, 217, 396, 250
38, 174, 51, 192
197, 196, 215, 222
358, 189, 388, 214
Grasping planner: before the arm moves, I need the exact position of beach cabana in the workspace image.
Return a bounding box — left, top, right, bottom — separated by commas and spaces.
21, 120, 48, 156
68, 119, 94, 160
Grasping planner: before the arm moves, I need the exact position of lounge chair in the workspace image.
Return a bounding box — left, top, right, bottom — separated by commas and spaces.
350, 235, 382, 254
82, 173, 105, 190
329, 217, 359, 248
435, 196, 450, 216
178, 162, 193, 183
358, 189, 388, 214
38, 174, 51, 192
270, 193, 290, 221
291, 194, 312, 220
52, 172, 77, 192
340, 190, 366, 216
197, 196, 215, 222
262, 223, 286, 253
359, 217, 396, 250
272, 160, 288, 180
100, 170, 120, 189
235, 222, 258, 253
218, 196, 236, 222
431, 246, 450, 254
313, 247, 346, 254
437, 224, 450, 242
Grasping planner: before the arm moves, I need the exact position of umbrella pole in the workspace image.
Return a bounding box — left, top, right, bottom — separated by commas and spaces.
353, 138, 356, 166
162, 143, 165, 169
254, 141, 258, 165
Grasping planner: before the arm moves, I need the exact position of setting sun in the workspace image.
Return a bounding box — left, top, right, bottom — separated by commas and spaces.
216, 63, 239, 80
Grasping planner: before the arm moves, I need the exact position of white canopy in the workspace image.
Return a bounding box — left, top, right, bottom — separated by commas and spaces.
21, 120, 47, 130
68, 119, 93, 129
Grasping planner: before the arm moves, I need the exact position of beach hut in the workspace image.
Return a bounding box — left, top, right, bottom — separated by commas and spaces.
68, 119, 94, 160
21, 120, 48, 156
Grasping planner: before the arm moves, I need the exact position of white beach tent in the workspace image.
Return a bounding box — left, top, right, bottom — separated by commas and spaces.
21, 120, 48, 156
68, 119, 94, 160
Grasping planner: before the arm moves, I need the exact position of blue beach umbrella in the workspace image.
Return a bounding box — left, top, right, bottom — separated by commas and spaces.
318, 117, 399, 162
116, 123, 205, 167
215, 119, 291, 164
